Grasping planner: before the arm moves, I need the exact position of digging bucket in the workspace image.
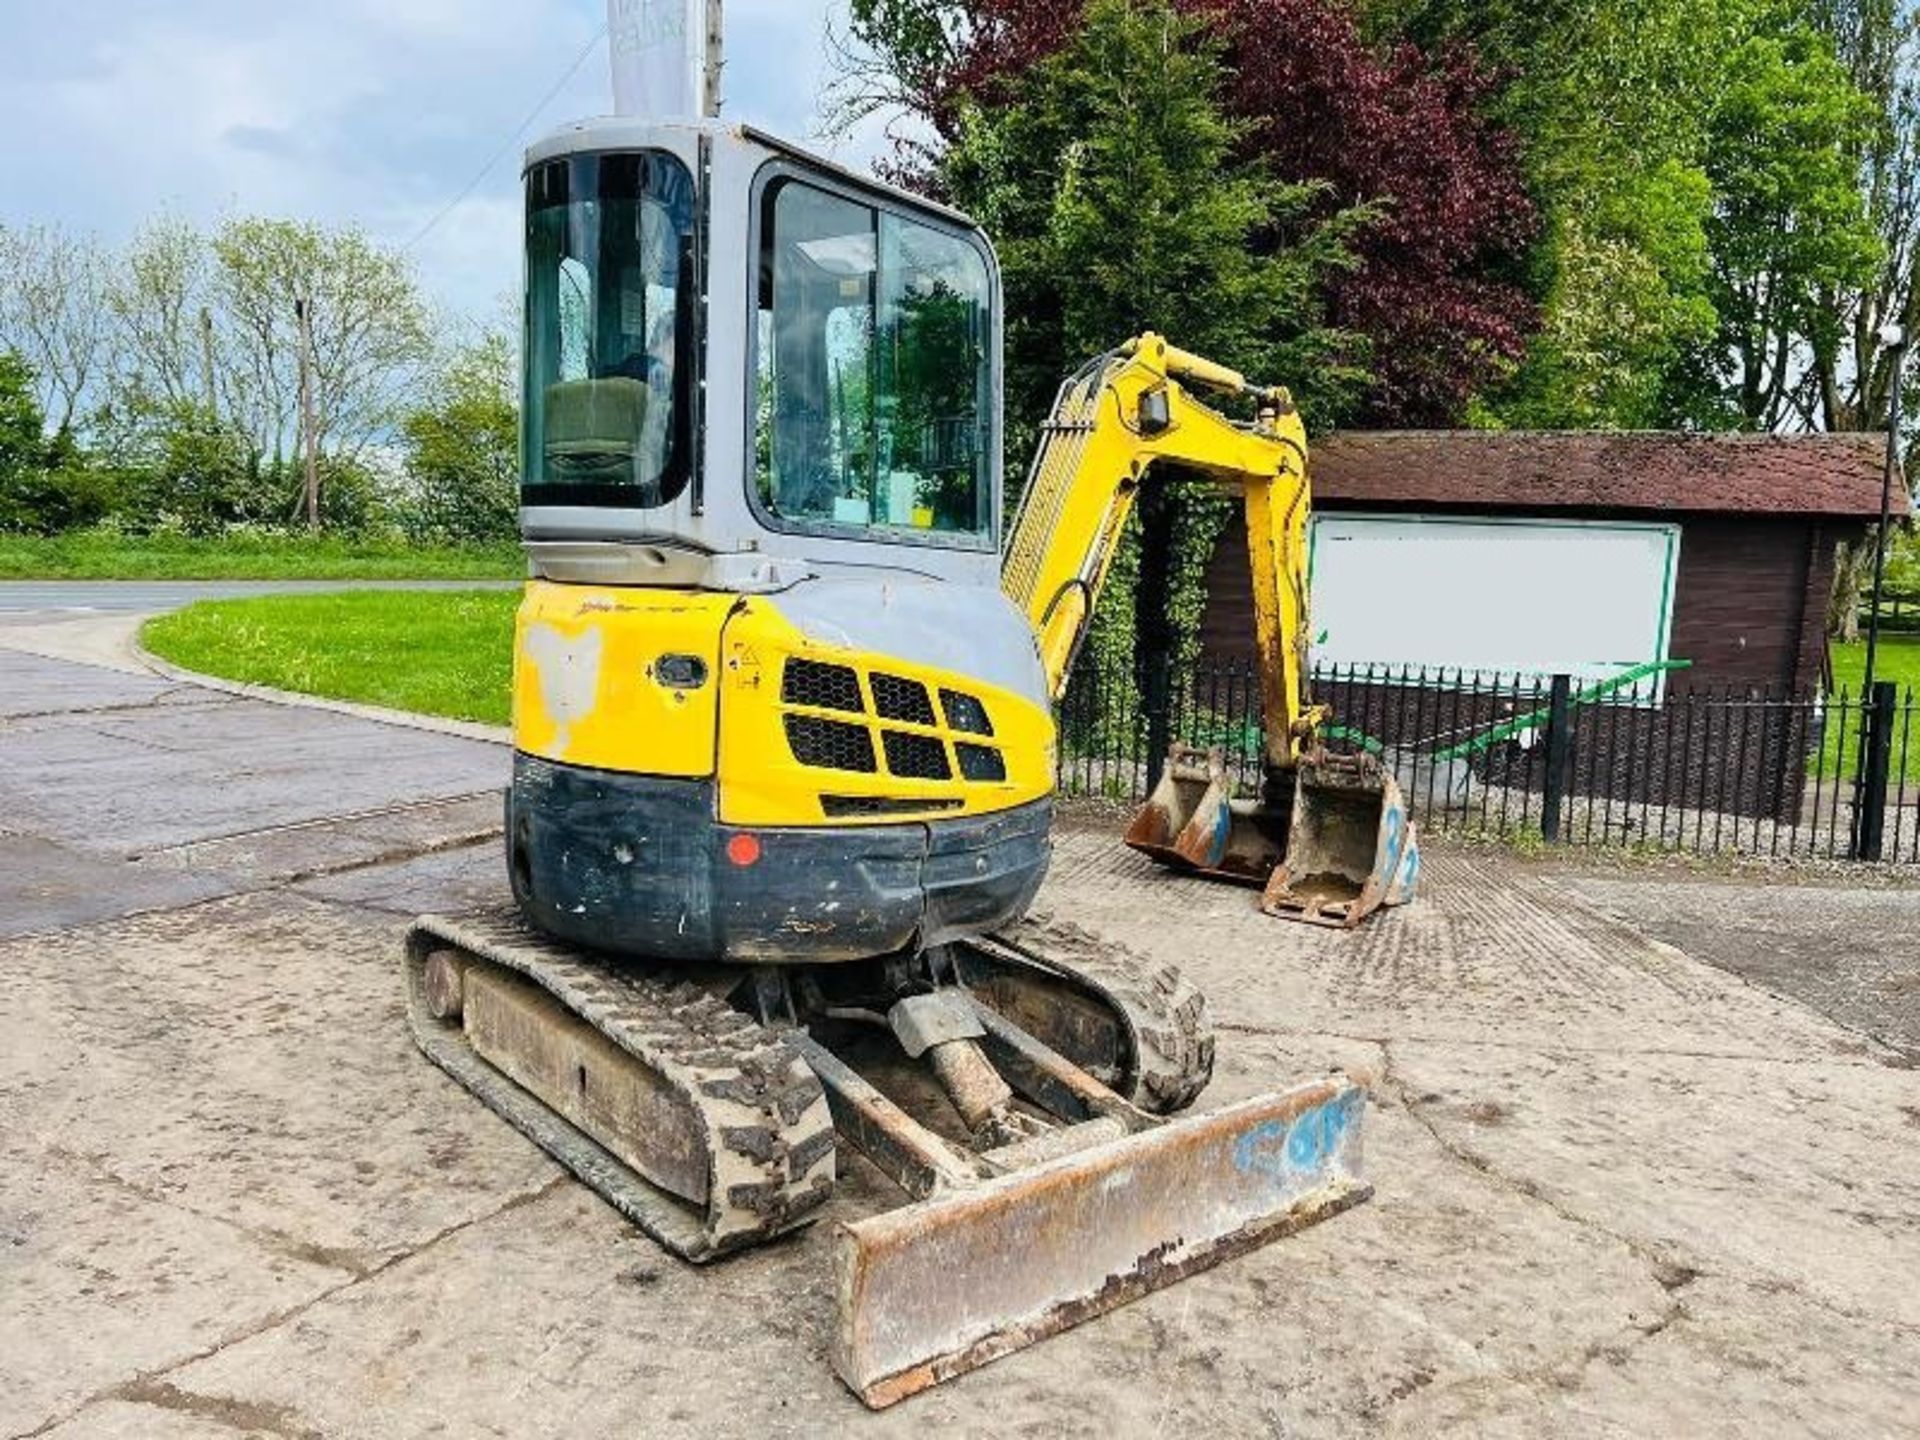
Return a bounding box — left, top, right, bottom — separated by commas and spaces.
1260, 751, 1419, 929
1125, 745, 1419, 928
1122, 744, 1291, 883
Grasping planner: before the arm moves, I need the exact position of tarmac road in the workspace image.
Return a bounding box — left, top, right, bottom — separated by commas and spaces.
3, 620, 1919, 1437
0, 578, 514, 618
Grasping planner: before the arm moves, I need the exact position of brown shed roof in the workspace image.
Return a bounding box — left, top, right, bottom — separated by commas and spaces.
1310, 430, 1909, 519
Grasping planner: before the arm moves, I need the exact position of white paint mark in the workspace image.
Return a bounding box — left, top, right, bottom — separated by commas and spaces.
522, 622, 606, 752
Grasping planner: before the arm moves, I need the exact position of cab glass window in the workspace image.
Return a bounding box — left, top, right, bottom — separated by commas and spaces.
524, 150, 695, 507
755, 176, 993, 542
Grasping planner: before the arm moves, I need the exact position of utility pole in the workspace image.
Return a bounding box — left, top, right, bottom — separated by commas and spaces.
296, 296, 320, 532
1851, 321, 1906, 860
704, 0, 724, 117
198, 307, 218, 418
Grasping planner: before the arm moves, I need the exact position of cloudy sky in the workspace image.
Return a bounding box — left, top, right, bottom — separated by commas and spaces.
0, 0, 896, 320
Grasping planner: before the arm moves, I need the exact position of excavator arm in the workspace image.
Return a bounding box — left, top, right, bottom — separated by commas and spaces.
1002, 333, 1419, 929
1000, 334, 1322, 769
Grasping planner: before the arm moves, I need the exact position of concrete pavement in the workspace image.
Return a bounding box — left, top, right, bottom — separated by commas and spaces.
3, 632, 1918, 1437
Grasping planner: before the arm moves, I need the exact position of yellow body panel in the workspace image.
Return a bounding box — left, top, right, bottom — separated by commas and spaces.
513, 580, 735, 777
513, 580, 1054, 827
716, 598, 1055, 828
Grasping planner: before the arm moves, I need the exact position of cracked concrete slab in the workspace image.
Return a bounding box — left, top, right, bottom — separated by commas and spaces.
134, 792, 503, 887
1555, 871, 1920, 1058
1044, 836, 1887, 1065
292, 841, 508, 917
0, 650, 183, 717
33, 1399, 241, 1440
122, 1102, 1675, 1440
1397, 1270, 1920, 1437
0, 698, 502, 858
0, 1138, 347, 1432
1388, 1038, 1920, 1333
0, 833, 235, 940
0, 892, 558, 1278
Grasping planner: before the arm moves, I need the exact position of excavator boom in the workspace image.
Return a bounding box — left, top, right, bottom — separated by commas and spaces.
1002, 334, 1419, 926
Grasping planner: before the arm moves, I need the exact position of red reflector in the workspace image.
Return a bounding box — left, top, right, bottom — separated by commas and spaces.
726, 833, 762, 867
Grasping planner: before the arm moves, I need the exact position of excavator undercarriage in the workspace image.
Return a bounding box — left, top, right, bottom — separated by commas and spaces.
404, 909, 1369, 1405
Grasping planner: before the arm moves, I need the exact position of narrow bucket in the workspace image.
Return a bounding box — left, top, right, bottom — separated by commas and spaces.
1122, 745, 1290, 884
831, 1077, 1370, 1407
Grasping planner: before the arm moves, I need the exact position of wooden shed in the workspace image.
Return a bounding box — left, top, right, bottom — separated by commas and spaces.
1201, 430, 1909, 694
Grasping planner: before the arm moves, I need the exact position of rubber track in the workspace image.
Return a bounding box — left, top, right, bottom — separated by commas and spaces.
976, 913, 1215, 1113
405, 907, 835, 1261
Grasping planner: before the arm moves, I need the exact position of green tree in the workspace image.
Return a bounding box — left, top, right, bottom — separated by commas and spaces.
120, 403, 263, 538
1803, 0, 1918, 438
0, 223, 111, 434
398, 333, 520, 545
1804, 1, 1918, 637
1378, 0, 1881, 432
212, 218, 432, 526
1703, 27, 1881, 429
1362, 0, 1726, 426
97, 215, 432, 534
937, 0, 1371, 679
0, 352, 48, 531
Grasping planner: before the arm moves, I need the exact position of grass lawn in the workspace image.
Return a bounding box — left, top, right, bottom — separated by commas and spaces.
143, 590, 518, 725
1819, 634, 1920, 782
0, 531, 523, 580
1829, 632, 1920, 694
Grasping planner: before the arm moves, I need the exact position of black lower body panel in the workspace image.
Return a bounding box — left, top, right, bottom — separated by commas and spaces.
506, 754, 1051, 965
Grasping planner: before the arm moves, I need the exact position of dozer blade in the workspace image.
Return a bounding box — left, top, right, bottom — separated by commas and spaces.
1122, 744, 1287, 884
1261, 751, 1419, 929
831, 1076, 1369, 1408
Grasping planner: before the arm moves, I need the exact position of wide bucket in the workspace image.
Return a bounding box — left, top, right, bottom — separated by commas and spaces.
1122, 744, 1290, 884
1261, 752, 1419, 929
831, 1077, 1370, 1407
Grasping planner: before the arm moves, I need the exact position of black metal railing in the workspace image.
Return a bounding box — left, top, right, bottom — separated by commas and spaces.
1056, 654, 1920, 865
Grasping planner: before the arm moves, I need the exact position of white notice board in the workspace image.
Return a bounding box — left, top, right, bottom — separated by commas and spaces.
1308, 513, 1681, 692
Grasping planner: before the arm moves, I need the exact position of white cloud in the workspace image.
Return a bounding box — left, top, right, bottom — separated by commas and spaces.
0, 1, 908, 319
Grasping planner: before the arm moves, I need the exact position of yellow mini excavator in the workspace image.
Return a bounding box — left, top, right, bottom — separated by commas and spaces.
405, 76, 1412, 1407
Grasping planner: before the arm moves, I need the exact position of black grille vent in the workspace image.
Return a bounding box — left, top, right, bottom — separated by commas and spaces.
783, 659, 864, 714
882, 731, 951, 780
785, 715, 877, 773
956, 743, 1007, 782
821, 795, 966, 818
940, 689, 993, 736
870, 673, 937, 725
